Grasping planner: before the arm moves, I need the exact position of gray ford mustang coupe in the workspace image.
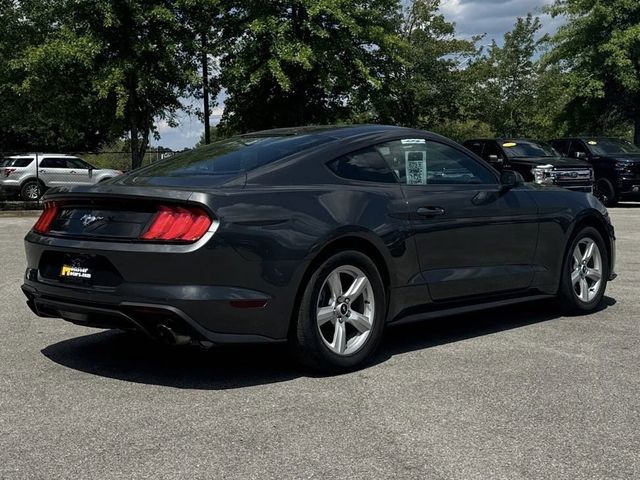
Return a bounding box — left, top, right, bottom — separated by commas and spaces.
22, 125, 616, 370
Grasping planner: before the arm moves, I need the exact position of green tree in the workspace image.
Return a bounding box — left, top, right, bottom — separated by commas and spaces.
468, 14, 549, 138
217, 0, 402, 133
359, 0, 479, 131
1, 0, 217, 166
54, 0, 204, 168
0, 0, 121, 151
546, 0, 640, 144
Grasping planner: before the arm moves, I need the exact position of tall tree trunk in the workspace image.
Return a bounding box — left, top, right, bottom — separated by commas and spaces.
130, 121, 141, 170
634, 115, 640, 146
202, 33, 211, 145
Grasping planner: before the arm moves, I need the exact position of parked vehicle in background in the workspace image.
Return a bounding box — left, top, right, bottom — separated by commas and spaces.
0, 154, 122, 201
463, 139, 593, 193
550, 138, 640, 207
22, 125, 616, 371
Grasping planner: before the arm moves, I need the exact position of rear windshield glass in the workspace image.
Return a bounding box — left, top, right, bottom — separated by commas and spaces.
587, 139, 640, 155
123, 135, 332, 182
6, 158, 33, 167
502, 141, 559, 158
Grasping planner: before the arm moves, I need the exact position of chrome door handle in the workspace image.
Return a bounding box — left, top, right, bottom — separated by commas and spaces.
39, 169, 47, 173
417, 206, 445, 217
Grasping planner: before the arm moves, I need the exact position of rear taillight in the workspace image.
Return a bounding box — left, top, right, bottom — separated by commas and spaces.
33, 202, 59, 234
3, 168, 16, 177
140, 205, 213, 242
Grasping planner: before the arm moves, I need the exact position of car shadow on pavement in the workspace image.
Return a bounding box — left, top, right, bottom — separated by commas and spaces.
41, 296, 616, 390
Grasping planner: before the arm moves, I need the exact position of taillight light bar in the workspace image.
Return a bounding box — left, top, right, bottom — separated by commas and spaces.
3, 168, 16, 177
33, 202, 59, 234
140, 205, 213, 242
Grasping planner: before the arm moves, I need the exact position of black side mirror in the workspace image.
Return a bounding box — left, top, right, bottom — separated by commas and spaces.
500, 170, 524, 192
487, 154, 503, 165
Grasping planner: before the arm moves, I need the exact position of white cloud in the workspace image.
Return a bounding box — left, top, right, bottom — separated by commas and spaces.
440, 0, 562, 43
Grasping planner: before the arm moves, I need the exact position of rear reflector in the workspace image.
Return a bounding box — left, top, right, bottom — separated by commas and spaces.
229, 299, 268, 309
140, 205, 213, 242
33, 202, 59, 234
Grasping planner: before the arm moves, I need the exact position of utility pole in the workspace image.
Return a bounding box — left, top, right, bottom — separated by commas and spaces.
202, 32, 211, 145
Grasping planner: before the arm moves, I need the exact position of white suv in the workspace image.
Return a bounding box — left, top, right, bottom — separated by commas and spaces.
0, 154, 122, 200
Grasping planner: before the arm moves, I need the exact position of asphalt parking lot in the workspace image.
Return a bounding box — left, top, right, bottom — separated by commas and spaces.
1, 206, 639, 480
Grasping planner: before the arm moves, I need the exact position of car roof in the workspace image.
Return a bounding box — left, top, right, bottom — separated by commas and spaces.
465, 138, 544, 143
241, 124, 419, 140
8, 153, 77, 158
551, 137, 628, 141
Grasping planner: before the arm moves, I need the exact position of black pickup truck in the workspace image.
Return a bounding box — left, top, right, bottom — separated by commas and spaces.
550, 137, 640, 206
463, 138, 594, 193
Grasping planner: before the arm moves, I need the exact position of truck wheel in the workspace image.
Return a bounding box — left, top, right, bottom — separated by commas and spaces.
593, 178, 618, 207
20, 180, 43, 201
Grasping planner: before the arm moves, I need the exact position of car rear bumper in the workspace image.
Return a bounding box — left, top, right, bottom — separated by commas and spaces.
21, 277, 286, 345
0, 183, 20, 191
22, 230, 302, 344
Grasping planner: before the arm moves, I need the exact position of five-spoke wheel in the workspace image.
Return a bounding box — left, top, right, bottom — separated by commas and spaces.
293, 251, 385, 371
316, 265, 375, 356
570, 237, 603, 303
560, 226, 609, 311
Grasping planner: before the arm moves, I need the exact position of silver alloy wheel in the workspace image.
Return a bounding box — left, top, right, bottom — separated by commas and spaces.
25, 184, 40, 200
571, 237, 603, 303
316, 265, 375, 356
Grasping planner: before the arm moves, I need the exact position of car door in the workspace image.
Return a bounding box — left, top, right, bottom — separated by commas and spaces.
65, 157, 94, 185
375, 137, 539, 301
568, 139, 607, 179
37, 157, 68, 187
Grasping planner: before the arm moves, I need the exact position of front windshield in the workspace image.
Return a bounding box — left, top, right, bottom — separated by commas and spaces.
122, 134, 332, 183
501, 141, 559, 158
586, 138, 640, 155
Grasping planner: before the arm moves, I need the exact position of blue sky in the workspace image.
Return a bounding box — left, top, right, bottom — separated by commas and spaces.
152, 0, 562, 150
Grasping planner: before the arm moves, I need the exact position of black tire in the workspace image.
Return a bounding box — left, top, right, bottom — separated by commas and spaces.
292, 250, 386, 372
593, 178, 618, 207
20, 180, 44, 201
558, 226, 609, 313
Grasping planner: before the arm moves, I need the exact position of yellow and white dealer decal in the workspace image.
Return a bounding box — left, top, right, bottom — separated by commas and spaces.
60, 265, 92, 279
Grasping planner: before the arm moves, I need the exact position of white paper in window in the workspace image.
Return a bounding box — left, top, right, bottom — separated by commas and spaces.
405, 150, 427, 185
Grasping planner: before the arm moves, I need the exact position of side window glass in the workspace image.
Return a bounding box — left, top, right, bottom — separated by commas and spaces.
483, 142, 504, 161
464, 141, 484, 157
568, 141, 588, 159
40, 158, 66, 169
553, 140, 569, 156
327, 147, 397, 183
376, 139, 497, 186
66, 158, 89, 169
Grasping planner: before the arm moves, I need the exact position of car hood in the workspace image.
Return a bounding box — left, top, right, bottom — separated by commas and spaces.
509, 156, 591, 168
605, 153, 640, 163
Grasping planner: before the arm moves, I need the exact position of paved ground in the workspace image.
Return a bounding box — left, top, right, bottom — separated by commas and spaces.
1, 206, 639, 479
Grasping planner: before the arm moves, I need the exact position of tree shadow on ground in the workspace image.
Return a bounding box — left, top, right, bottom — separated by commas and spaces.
41, 296, 616, 390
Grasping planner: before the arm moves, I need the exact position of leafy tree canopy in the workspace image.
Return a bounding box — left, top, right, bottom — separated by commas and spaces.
546, 0, 640, 143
